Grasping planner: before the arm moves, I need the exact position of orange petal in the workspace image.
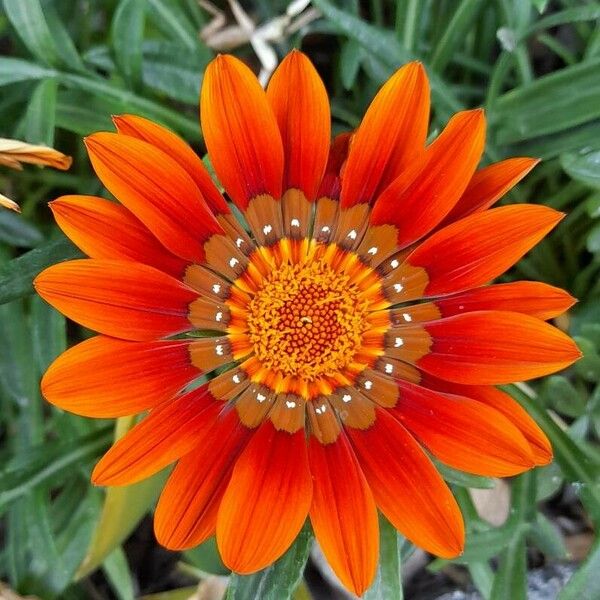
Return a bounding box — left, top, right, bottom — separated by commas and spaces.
391, 381, 535, 476
370, 110, 486, 248
309, 434, 378, 596
155, 409, 253, 550
416, 310, 581, 384
416, 281, 576, 321
201, 54, 283, 209
423, 377, 552, 465
50, 195, 187, 277
34, 259, 199, 340
266, 50, 330, 200
217, 421, 312, 573
41, 336, 200, 417
341, 62, 429, 207
85, 132, 222, 263
317, 132, 351, 200
405, 204, 564, 297
346, 407, 464, 558
442, 157, 539, 225
113, 114, 230, 215
93, 388, 221, 486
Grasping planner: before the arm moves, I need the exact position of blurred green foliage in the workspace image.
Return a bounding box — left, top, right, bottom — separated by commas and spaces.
0, 0, 599, 598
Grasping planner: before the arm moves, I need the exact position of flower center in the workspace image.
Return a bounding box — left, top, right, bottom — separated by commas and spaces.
246, 257, 370, 381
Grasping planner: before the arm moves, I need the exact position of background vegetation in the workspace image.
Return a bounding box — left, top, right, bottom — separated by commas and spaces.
0, 1, 599, 598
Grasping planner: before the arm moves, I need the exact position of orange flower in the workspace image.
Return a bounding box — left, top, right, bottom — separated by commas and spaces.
35, 51, 580, 595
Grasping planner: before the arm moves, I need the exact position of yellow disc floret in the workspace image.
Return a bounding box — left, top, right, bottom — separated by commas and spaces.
246, 256, 370, 381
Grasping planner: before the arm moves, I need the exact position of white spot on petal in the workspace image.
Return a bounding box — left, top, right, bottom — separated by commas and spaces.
215, 344, 224, 356
229, 257, 239, 268
235, 237, 244, 248
321, 226, 331, 233
342, 393, 352, 403
390, 259, 399, 269
215, 311, 223, 322
385, 363, 394, 374
368, 246, 378, 255
212, 283, 221, 294
393, 283, 404, 293
394, 337, 404, 348
290, 218, 300, 227
263, 224, 273, 235
257, 393, 266, 403
364, 380, 373, 390
232, 374, 241, 384
286, 400, 296, 408
402, 313, 412, 322
347, 229, 357, 240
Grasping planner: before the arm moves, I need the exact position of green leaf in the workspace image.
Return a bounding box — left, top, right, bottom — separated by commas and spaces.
112, 0, 146, 89
142, 40, 210, 104
103, 548, 135, 600
30, 294, 66, 374
311, 0, 463, 121
56, 90, 116, 136
429, 0, 486, 72
0, 211, 43, 248
339, 39, 362, 90
184, 537, 229, 576
489, 473, 535, 600
562, 150, 600, 190
510, 119, 600, 159
504, 385, 600, 485
43, 3, 86, 72
21, 77, 58, 146
493, 59, 600, 144
573, 336, 600, 382
75, 417, 170, 579
60, 72, 201, 140
0, 427, 112, 513
527, 512, 567, 559
364, 516, 403, 600
490, 534, 527, 600
0, 57, 56, 86
3, 0, 60, 66
0, 236, 82, 305
226, 524, 312, 600
541, 375, 587, 418
434, 460, 495, 489
147, 0, 200, 50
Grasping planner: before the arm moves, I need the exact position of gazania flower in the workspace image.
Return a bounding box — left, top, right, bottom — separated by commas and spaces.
35, 51, 580, 595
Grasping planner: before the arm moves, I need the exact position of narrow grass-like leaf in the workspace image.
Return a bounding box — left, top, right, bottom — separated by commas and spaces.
505, 385, 600, 485
75, 417, 170, 580
226, 524, 312, 600
527, 513, 567, 559
60, 72, 201, 139
147, 0, 200, 50
364, 515, 403, 600
561, 150, 600, 190
31, 294, 66, 374
0, 212, 43, 248
3, 0, 60, 66
434, 460, 496, 489
429, 0, 486, 72
0, 427, 112, 513
493, 59, 600, 144
103, 548, 135, 600
112, 0, 146, 89
22, 78, 58, 145
0, 236, 82, 304
0, 57, 57, 86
